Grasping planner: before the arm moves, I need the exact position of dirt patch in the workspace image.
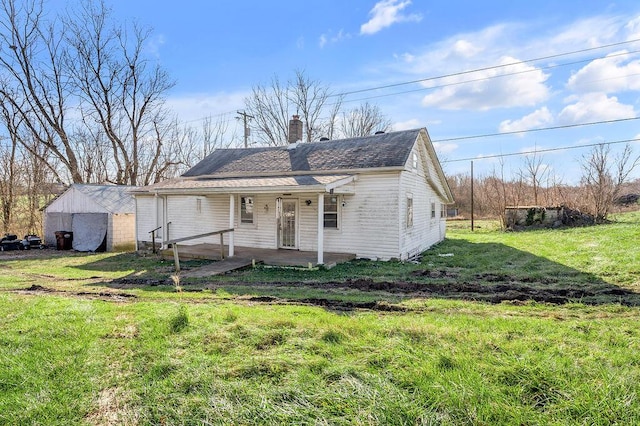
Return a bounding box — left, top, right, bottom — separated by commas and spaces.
17, 285, 138, 302
204, 279, 640, 307
20, 273, 640, 309
107, 277, 169, 288
411, 269, 459, 279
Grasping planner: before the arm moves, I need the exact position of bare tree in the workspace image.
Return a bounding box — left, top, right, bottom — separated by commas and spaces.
245, 70, 345, 145
340, 102, 392, 138
0, 0, 83, 182
245, 75, 291, 146
288, 70, 334, 142
580, 143, 640, 222
0, 0, 175, 185
202, 115, 234, 156
0, 100, 19, 232
66, 0, 175, 185
521, 152, 548, 205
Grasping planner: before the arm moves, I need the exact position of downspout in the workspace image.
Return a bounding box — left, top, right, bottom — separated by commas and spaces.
317, 192, 324, 265
229, 194, 235, 257
134, 196, 139, 251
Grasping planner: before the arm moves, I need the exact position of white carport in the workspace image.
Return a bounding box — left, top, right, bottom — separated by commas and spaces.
43, 184, 137, 251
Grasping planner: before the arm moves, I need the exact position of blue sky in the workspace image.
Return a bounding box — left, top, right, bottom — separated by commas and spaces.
109, 0, 640, 184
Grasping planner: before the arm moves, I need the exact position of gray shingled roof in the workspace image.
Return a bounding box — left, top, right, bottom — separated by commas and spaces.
182, 129, 421, 177
74, 184, 138, 214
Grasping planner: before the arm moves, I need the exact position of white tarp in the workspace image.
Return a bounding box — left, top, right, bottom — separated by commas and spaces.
72, 213, 107, 251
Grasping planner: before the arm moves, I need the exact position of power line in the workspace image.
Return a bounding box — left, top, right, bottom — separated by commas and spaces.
433, 116, 640, 143
442, 138, 640, 163
331, 37, 640, 98
335, 49, 640, 105
176, 38, 640, 126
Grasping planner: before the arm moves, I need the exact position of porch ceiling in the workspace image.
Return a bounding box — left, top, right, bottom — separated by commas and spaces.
135, 174, 356, 195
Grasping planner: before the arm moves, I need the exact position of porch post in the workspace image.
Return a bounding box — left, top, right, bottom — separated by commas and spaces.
228, 194, 235, 257
317, 192, 324, 265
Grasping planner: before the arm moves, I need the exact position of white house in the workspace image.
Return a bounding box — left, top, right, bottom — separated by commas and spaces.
132, 124, 453, 263
43, 184, 137, 251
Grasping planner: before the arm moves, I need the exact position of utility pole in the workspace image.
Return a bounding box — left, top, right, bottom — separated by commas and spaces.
236, 111, 254, 148
471, 160, 474, 232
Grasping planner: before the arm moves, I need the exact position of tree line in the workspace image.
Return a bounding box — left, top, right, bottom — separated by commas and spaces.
448, 144, 640, 228
0, 0, 391, 235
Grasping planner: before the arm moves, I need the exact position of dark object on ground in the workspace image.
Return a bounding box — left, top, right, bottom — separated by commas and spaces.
54, 231, 73, 250
22, 234, 45, 249
614, 193, 639, 206
559, 206, 597, 227
1, 234, 22, 251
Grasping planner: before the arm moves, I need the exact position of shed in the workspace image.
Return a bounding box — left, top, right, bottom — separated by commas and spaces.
43, 184, 137, 251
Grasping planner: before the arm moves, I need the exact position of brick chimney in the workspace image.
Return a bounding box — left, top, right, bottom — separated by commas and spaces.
288, 115, 303, 144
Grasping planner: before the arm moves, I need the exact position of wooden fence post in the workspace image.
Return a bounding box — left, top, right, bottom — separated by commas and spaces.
173, 243, 180, 272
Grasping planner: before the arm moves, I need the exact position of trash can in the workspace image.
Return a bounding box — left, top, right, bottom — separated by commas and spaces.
54, 231, 73, 250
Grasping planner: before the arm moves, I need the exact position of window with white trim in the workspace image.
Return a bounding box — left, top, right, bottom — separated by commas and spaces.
412, 151, 419, 170
431, 201, 436, 219
407, 194, 414, 228
324, 195, 339, 228
441, 203, 447, 218
240, 196, 254, 224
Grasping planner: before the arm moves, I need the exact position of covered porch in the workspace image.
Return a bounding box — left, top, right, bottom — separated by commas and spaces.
143, 174, 358, 266
161, 243, 356, 269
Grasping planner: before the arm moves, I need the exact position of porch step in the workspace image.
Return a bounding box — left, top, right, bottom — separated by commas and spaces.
160, 245, 224, 261
180, 257, 256, 278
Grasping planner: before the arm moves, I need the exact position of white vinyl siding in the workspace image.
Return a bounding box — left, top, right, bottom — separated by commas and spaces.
295, 173, 401, 260
398, 140, 447, 259
135, 195, 156, 243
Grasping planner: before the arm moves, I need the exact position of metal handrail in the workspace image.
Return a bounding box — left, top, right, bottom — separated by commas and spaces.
148, 225, 162, 234
168, 228, 234, 272
148, 226, 163, 254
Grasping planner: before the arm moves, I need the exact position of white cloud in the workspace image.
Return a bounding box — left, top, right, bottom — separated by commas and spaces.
319, 29, 351, 48
567, 51, 640, 93
451, 39, 483, 58
499, 107, 554, 133
165, 91, 248, 123
386, 13, 640, 113
421, 57, 550, 111
145, 34, 166, 58
393, 118, 421, 130
433, 142, 458, 154
557, 93, 635, 124
360, 0, 422, 35
394, 23, 512, 75
548, 16, 625, 50
319, 34, 327, 49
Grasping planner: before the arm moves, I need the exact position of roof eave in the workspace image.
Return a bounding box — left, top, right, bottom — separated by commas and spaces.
182, 166, 403, 180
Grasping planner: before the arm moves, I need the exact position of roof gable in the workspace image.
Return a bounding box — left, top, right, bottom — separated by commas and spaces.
183, 129, 422, 178
46, 184, 137, 214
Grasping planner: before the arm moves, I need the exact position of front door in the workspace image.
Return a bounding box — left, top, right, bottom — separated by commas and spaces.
279, 199, 298, 249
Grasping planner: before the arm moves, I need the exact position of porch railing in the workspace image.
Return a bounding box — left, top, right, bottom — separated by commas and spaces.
148, 226, 162, 254
166, 228, 234, 272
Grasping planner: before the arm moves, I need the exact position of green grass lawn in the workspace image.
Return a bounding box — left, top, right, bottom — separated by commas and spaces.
1, 212, 639, 424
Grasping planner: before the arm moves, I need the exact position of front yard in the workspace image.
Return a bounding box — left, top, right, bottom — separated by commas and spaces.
1, 212, 639, 424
